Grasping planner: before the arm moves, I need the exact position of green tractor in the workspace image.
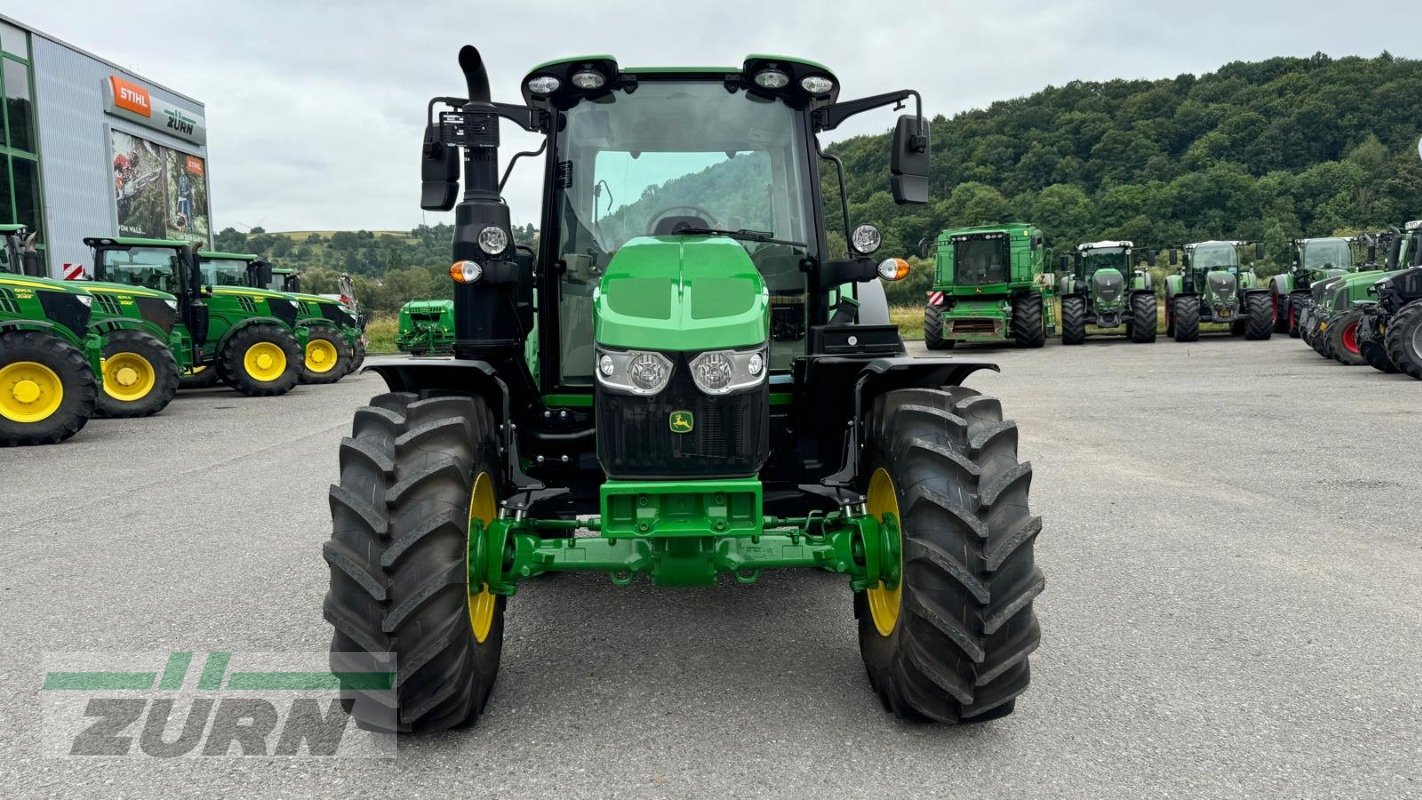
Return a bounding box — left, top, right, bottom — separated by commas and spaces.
1163, 240, 1272, 342
0, 227, 102, 445
1362, 222, 1422, 378
258, 266, 368, 374
323, 47, 1043, 732
921, 224, 1054, 349
1269, 236, 1358, 337
199, 252, 360, 383
1314, 225, 1419, 369
1058, 240, 1156, 344
395, 298, 456, 355
87, 237, 305, 396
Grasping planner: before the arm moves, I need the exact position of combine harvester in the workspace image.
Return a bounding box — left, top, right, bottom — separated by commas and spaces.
921, 224, 1054, 349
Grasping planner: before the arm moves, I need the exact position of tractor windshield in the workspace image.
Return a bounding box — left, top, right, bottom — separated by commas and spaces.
98, 247, 182, 292
1191, 244, 1238, 270
1082, 249, 1128, 275
1301, 239, 1351, 270
200, 258, 250, 287
953, 236, 1010, 285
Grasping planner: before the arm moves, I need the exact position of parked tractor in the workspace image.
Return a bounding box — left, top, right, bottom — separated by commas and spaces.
0, 226, 101, 445
1357, 222, 1422, 376
1163, 240, 1272, 342
395, 298, 456, 355
87, 237, 304, 396
921, 224, 1053, 349
260, 267, 368, 375
1058, 240, 1156, 344
1270, 237, 1359, 337
323, 47, 1043, 732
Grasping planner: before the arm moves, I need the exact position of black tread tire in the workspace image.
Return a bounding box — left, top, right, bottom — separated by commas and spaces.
299, 327, 352, 385
1360, 338, 1398, 374
94, 329, 179, 418
1060, 295, 1087, 345
324, 392, 505, 733
180, 365, 222, 390
1173, 296, 1200, 342
923, 304, 952, 350
1010, 293, 1046, 348
347, 339, 367, 375
1129, 294, 1157, 343
1244, 293, 1273, 340
1384, 302, 1422, 380
1288, 296, 1303, 338
218, 324, 301, 397
0, 331, 97, 447
1328, 310, 1366, 366
1165, 293, 1176, 337
856, 387, 1042, 723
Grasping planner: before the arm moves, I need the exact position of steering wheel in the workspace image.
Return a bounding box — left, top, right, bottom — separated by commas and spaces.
648, 204, 721, 234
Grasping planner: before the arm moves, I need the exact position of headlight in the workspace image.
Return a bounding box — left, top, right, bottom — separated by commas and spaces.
754, 69, 790, 89
689, 347, 768, 395
449, 260, 483, 283
851, 224, 882, 255
164, 299, 179, 310
799, 75, 835, 95
477, 226, 509, 255
75, 294, 93, 307
526, 75, 561, 96
288, 299, 300, 308
595, 348, 673, 395
571, 70, 605, 90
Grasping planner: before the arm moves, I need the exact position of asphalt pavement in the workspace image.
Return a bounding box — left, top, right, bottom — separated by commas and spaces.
1, 334, 1417, 799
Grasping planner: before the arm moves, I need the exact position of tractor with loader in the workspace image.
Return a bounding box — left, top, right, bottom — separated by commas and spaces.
1163, 240, 1272, 342
0, 226, 101, 445
1058, 240, 1156, 344
921, 223, 1054, 349
323, 47, 1043, 733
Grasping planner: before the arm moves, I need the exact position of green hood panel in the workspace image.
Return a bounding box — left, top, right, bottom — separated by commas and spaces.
594, 236, 768, 351
80, 281, 176, 301
0, 274, 93, 296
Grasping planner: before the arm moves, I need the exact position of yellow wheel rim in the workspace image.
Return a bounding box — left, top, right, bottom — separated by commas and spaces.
102, 352, 157, 402
305, 339, 339, 373
242, 342, 287, 382
0, 360, 64, 423
865, 467, 902, 637
467, 472, 498, 644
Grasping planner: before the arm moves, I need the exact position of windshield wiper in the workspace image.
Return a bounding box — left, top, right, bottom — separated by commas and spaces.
669, 227, 806, 248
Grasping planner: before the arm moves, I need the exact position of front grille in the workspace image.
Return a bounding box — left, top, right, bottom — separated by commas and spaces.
37, 290, 92, 337
597, 354, 769, 479
93, 293, 123, 316
266, 298, 298, 328
952, 319, 999, 334
136, 296, 177, 333
1093, 271, 1123, 303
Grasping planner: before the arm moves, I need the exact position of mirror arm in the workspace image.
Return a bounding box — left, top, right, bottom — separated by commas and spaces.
427, 97, 546, 133
815, 137, 854, 256
817, 89, 922, 134
499, 138, 548, 193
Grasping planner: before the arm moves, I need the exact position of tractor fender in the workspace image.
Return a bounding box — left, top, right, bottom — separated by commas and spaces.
1164, 274, 1184, 298
89, 317, 157, 336
854, 279, 891, 325
1271, 273, 1294, 296
1, 317, 63, 337
1242, 286, 1270, 297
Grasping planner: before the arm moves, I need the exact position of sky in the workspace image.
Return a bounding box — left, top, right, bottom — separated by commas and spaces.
10, 0, 1419, 234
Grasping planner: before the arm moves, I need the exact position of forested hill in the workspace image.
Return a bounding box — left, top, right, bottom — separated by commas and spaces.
827, 52, 1422, 261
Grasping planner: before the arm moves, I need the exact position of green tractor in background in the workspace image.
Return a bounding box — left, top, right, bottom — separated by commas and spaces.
1310, 225, 1418, 368
257, 267, 368, 374
1163, 240, 1272, 342
198, 252, 360, 384
1361, 221, 1422, 378
921, 223, 1054, 349
87, 237, 305, 396
0, 226, 101, 445
1058, 240, 1156, 344
395, 298, 456, 355
324, 47, 1042, 733
1269, 236, 1359, 337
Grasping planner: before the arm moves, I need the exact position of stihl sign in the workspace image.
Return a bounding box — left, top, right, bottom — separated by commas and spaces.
104, 75, 207, 145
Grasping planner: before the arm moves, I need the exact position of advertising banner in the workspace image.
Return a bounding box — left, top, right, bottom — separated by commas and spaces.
111, 129, 210, 243
104, 75, 207, 146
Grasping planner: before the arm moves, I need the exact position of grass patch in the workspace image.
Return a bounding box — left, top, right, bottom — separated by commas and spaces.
364, 315, 398, 354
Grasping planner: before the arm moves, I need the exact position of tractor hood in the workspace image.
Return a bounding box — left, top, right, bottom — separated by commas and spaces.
210, 286, 297, 303
1091, 268, 1125, 307
594, 235, 769, 351
1205, 270, 1237, 306
80, 280, 176, 301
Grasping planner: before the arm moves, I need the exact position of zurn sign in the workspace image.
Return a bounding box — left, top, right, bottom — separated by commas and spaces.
104, 75, 207, 146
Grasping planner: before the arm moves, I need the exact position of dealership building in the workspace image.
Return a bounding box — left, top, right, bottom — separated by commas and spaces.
0, 14, 210, 277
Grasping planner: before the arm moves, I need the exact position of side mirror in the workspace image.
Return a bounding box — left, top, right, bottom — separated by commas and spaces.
421, 123, 459, 211
1140, 249, 1156, 267
1169, 249, 1179, 266
889, 115, 930, 205
1058, 255, 1069, 271
251, 261, 274, 290
917, 237, 933, 260
1367, 245, 1377, 263
1254, 241, 1265, 260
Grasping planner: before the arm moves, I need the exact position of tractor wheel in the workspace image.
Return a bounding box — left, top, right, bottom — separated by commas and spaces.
1129, 294, 1157, 343
1271, 289, 1290, 334
0, 331, 97, 447
1165, 294, 1176, 337
856, 387, 1042, 723
923, 304, 952, 350
1229, 320, 1245, 337
324, 392, 505, 733
1172, 296, 1200, 342
180, 365, 222, 390
218, 324, 301, 397
1060, 295, 1087, 345
1010, 293, 1046, 348
1288, 300, 1302, 338
1360, 339, 1398, 374
95, 329, 179, 418
1384, 302, 1422, 380
1327, 310, 1366, 366
299, 328, 351, 385
347, 340, 367, 375
1244, 293, 1273, 340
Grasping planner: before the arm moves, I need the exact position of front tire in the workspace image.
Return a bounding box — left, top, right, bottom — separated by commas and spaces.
95, 329, 179, 418
324, 393, 505, 733
1061, 295, 1087, 345
218, 324, 301, 397
1384, 302, 1422, 380
1130, 293, 1157, 343
856, 387, 1043, 723
1173, 296, 1200, 342
1328, 310, 1365, 366
1271, 289, 1290, 334
1244, 293, 1273, 340
1010, 293, 1046, 348
0, 331, 97, 447
923, 304, 952, 350
299, 328, 351, 385
347, 339, 367, 375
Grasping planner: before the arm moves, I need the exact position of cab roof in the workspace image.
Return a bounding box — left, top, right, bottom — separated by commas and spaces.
521, 54, 840, 109
1078, 240, 1132, 251
199, 251, 260, 261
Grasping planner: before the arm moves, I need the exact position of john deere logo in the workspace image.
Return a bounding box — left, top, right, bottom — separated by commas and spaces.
669, 411, 694, 434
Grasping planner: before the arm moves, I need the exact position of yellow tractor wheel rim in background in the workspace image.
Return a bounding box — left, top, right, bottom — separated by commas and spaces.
305, 339, 339, 373
0, 360, 64, 423
242, 342, 287, 382
865, 467, 903, 637
467, 472, 498, 643
102, 352, 157, 402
